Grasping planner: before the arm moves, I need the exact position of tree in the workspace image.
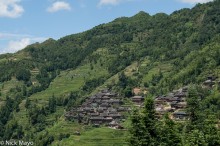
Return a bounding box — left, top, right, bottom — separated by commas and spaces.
118, 72, 127, 89
22, 85, 27, 97
185, 130, 207, 146
124, 86, 133, 97
0, 121, 4, 137
28, 104, 45, 126
4, 119, 18, 139
183, 86, 220, 145
14, 125, 24, 139
157, 114, 181, 146
128, 108, 148, 146
142, 97, 158, 145
25, 98, 30, 109
16, 68, 31, 82
128, 96, 158, 146
48, 94, 56, 113
186, 87, 203, 128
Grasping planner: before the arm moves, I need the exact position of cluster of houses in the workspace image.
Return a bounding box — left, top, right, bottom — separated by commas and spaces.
203, 75, 219, 88
65, 87, 189, 128
131, 75, 219, 120
130, 87, 188, 120
154, 86, 188, 120
65, 76, 219, 127
65, 89, 130, 128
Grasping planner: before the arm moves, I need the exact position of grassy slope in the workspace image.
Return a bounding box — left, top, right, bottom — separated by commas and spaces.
52, 127, 128, 146
10, 50, 128, 145
0, 78, 23, 108
29, 63, 107, 104
0, 77, 23, 98
8, 41, 220, 146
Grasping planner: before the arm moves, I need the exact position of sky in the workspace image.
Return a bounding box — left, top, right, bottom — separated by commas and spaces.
0, 0, 214, 54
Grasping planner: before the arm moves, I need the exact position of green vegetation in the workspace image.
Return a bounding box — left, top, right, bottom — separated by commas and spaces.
1, 0, 220, 145
53, 127, 128, 146
128, 97, 181, 146
128, 86, 220, 146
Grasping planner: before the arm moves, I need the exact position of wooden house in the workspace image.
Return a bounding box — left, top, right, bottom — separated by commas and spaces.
173, 111, 188, 120
131, 96, 145, 105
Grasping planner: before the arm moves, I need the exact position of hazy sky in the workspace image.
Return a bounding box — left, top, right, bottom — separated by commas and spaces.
0, 0, 214, 54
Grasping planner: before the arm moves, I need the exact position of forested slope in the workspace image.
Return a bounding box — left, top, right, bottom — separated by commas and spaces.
0, 0, 220, 145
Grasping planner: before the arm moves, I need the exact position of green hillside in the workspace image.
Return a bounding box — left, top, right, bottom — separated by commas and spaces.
1, 0, 220, 145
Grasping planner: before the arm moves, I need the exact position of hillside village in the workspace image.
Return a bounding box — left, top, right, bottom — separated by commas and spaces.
155, 75, 220, 120
65, 89, 130, 128
65, 76, 219, 128
1, 1, 220, 145
130, 86, 189, 120
154, 86, 188, 120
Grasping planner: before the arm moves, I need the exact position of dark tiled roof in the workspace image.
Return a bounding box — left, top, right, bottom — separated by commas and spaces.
173, 111, 188, 115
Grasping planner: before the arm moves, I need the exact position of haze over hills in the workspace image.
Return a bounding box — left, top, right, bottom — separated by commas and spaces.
0, 0, 220, 145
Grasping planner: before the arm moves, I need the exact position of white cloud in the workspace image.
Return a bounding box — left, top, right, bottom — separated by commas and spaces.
98, 0, 122, 6
0, 0, 24, 18
0, 33, 48, 54
97, 0, 133, 7
179, 0, 214, 4
47, 1, 71, 13
5, 38, 31, 53
4, 37, 47, 53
